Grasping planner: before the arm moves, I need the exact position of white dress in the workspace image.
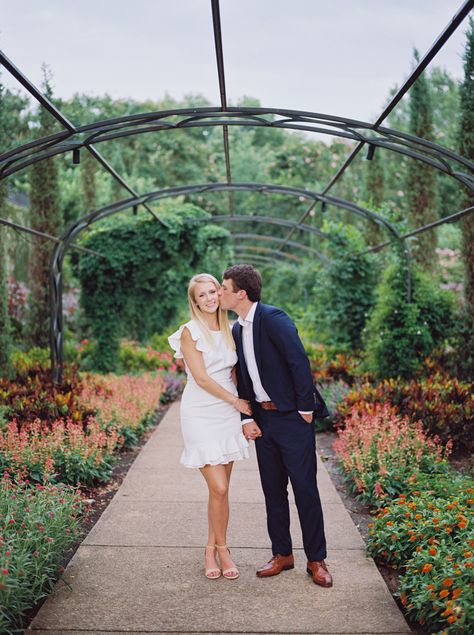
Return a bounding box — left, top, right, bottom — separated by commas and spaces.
168, 319, 250, 469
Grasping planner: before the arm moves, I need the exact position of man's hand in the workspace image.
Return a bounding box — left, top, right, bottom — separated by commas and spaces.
243, 421, 262, 441
299, 412, 313, 424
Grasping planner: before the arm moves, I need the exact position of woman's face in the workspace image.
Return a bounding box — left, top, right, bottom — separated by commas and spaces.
193, 281, 219, 314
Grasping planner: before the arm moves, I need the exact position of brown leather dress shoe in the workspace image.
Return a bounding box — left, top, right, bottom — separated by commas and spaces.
306, 560, 333, 587
256, 553, 294, 577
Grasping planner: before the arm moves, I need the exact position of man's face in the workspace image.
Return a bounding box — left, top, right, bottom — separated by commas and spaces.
219, 278, 240, 310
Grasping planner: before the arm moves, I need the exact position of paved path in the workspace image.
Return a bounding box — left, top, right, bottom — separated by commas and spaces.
28, 402, 411, 635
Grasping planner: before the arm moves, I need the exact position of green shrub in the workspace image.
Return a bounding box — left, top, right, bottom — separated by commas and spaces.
366, 475, 473, 634
76, 204, 232, 372
363, 262, 455, 379
0, 476, 89, 634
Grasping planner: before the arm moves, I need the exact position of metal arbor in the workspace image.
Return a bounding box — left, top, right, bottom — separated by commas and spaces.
0, 0, 473, 383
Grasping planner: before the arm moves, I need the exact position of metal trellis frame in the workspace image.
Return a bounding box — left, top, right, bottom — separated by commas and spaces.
0, 0, 472, 383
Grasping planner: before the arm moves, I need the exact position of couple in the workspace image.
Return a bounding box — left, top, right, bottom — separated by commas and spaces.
168, 264, 332, 587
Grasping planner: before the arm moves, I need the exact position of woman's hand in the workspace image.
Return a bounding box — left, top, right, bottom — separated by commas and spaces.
233, 397, 252, 416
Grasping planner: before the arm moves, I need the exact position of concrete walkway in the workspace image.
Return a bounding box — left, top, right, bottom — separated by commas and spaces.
28, 402, 411, 635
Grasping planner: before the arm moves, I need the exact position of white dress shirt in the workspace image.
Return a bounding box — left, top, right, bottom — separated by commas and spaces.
238, 302, 312, 423
238, 302, 271, 403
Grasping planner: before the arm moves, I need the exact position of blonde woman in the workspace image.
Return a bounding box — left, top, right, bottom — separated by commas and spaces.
168, 273, 251, 580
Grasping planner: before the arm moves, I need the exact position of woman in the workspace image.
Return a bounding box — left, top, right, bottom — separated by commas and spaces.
168, 273, 251, 580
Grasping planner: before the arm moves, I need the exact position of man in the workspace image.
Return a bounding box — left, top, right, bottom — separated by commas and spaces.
219, 264, 332, 588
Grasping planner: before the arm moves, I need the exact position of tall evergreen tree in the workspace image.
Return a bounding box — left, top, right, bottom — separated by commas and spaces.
0, 80, 13, 377
364, 148, 385, 244
457, 18, 474, 378
406, 49, 438, 270
27, 67, 61, 347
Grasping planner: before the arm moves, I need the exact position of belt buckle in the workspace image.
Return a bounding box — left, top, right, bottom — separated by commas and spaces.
261, 401, 277, 411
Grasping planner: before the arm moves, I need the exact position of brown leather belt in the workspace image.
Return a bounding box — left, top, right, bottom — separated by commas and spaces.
259, 401, 278, 411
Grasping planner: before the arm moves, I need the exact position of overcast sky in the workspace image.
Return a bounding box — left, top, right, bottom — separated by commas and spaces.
0, 1, 471, 123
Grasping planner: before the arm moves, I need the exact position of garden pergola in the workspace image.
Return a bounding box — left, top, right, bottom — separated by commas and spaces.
0, 0, 473, 382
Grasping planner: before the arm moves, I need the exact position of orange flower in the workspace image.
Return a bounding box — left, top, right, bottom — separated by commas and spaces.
409, 535, 417, 541
432, 517, 440, 523
429, 548, 437, 556
386, 521, 394, 526
465, 561, 472, 568
442, 577, 454, 587
415, 546, 422, 552
422, 563, 433, 573
368, 522, 374, 528
439, 589, 449, 598
458, 521, 467, 529
445, 527, 453, 534
441, 607, 453, 617
452, 588, 462, 599
400, 591, 407, 605
464, 550, 473, 558
427, 584, 435, 590
447, 616, 456, 624
427, 537, 436, 545
447, 503, 455, 510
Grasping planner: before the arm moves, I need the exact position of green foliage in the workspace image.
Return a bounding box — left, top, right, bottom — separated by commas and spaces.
0, 82, 13, 379
457, 18, 474, 381
27, 68, 62, 348
363, 261, 455, 379
366, 477, 474, 634
406, 49, 438, 270
0, 477, 89, 634
312, 221, 377, 349
76, 204, 231, 371
0, 227, 12, 379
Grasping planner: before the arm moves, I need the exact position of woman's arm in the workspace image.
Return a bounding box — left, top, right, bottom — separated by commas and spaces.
181, 327, 251, 415
231, 365, 237, 386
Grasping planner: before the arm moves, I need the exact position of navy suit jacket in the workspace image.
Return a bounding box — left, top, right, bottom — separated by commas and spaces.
232, 302, 329, 419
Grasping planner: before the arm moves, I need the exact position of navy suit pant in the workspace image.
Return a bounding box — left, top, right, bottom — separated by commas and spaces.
254, 406, 327, 562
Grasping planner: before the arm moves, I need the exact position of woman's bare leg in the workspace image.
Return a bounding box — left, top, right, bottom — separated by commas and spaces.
200, 462, 237, 574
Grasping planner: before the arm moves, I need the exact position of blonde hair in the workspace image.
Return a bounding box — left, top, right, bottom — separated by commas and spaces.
187, 273, 235, 351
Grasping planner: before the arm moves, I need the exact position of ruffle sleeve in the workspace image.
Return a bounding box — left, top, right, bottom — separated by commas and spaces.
168, 320, 210, 359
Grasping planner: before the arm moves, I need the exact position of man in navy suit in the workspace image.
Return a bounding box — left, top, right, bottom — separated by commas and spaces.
219, 264, 332, 587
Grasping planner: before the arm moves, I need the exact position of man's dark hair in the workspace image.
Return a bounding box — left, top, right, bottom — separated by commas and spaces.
223, 264, 262, 302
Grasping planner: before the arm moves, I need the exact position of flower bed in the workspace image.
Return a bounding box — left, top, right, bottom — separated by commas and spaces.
80, 372, 165, 448
334, 404, 473, 634
0, 372, 165, 485
334, 374, 473, 452
0, 474, 90, 634
308, 344, 363, 386
0, 367, 168, 633
333, 403, 451, 506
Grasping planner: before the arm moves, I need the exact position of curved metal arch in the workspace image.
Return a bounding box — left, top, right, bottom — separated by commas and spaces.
232, 233, 333, 263
232, 254, 277, 266
1, 107, 473, 192
50, 181, 412, 381
234, 245, 302, 262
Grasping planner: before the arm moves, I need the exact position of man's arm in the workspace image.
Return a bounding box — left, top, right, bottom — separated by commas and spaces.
265, 308, 315, 411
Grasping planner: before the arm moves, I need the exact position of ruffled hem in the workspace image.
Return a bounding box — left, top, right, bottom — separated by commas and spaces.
180, 435, 250, 469
168, 320, 210, 359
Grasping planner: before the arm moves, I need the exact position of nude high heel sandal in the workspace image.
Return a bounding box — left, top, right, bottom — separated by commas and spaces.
204, 545, 221, 579
216, 544, 239, 579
